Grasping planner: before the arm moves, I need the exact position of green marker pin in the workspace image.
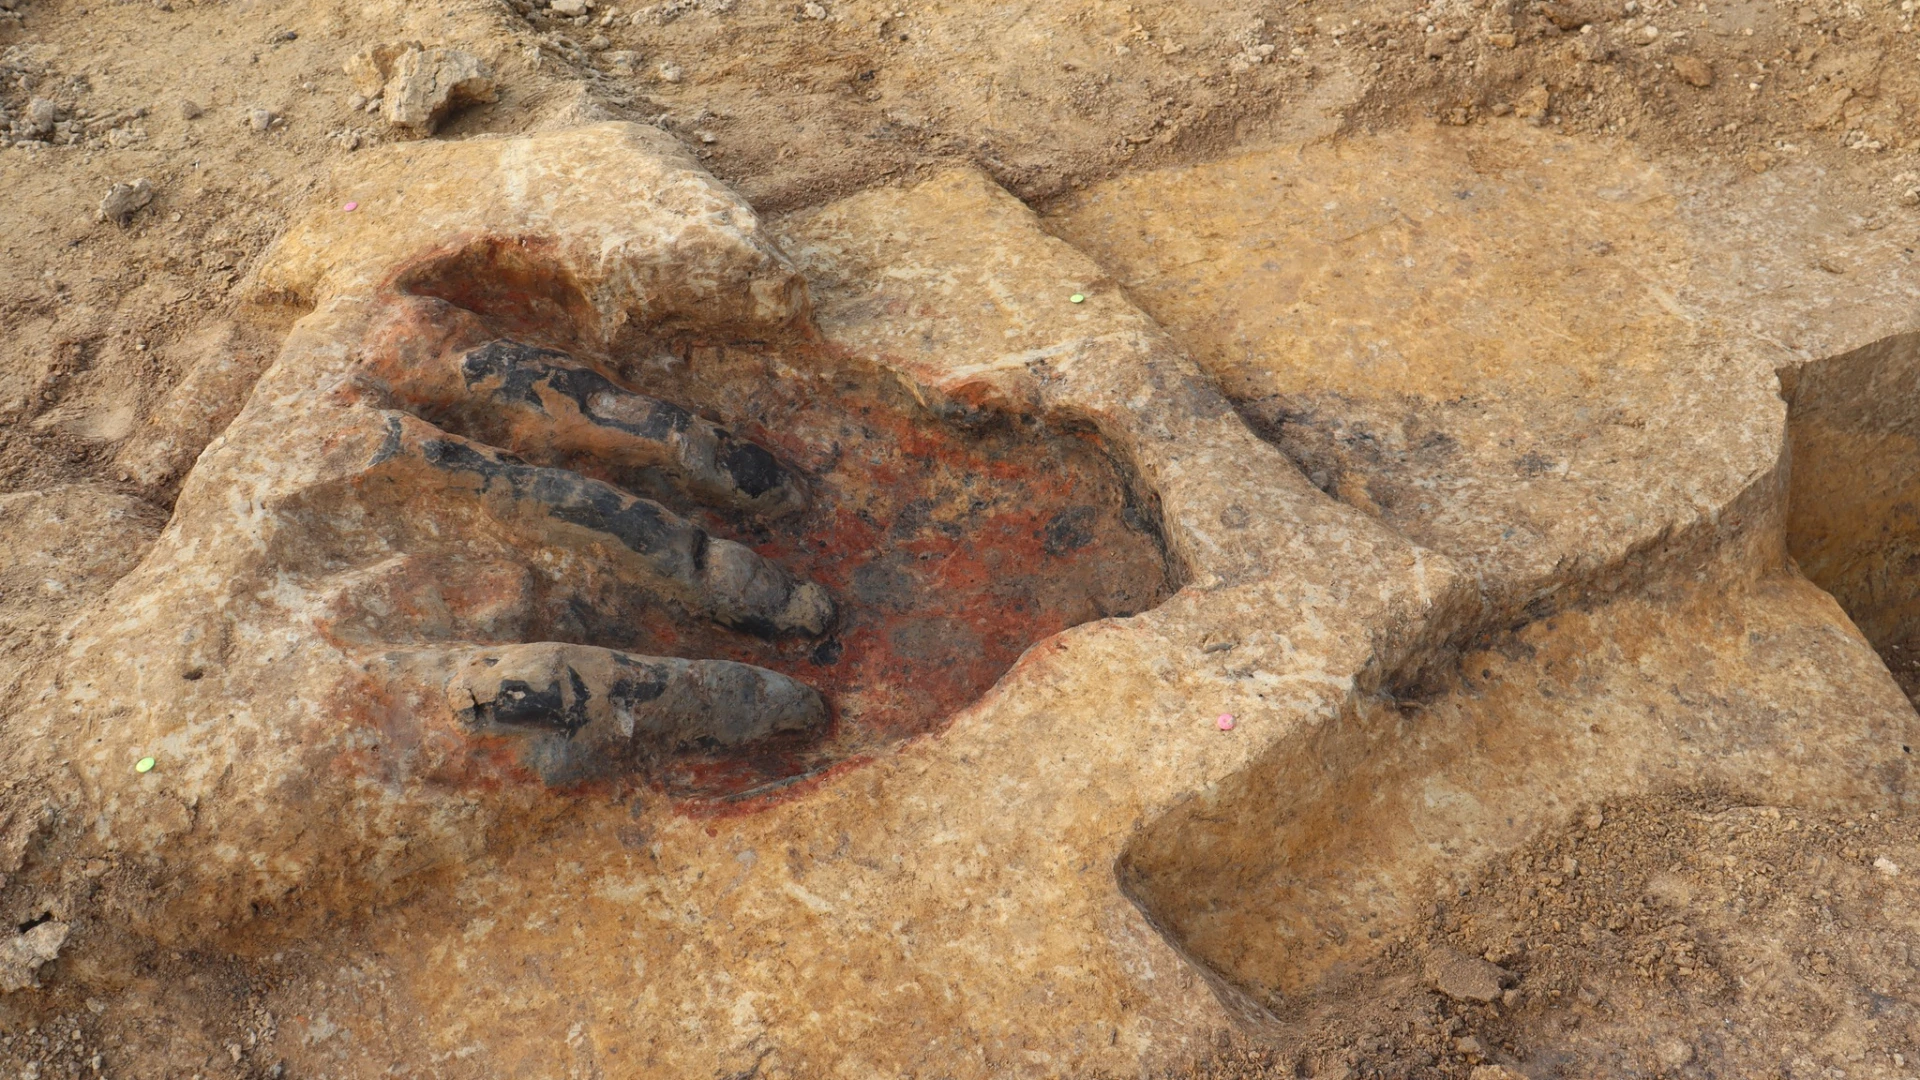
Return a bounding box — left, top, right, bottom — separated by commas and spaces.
1069, 293, 1086, 304
135, 756, 156, 774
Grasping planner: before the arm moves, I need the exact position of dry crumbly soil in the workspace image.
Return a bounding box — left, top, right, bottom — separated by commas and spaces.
1156, 792, 1920, 1080
2, 0, 1919, 1075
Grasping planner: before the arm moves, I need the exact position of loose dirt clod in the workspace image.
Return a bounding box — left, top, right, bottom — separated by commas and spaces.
344, 42, 495, 135
1423, 945, 1511, 1003
1670, 53, 1712, 87
95, 178, 151, 224
0, 922, 67, 993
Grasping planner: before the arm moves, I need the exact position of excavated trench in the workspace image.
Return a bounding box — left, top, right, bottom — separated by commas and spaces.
1782, 331, 1920, 710
1116, 331, 1920, 1019
1027, 130, 1920, 1035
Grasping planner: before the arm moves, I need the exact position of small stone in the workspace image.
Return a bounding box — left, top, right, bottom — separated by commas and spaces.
1514, 85, 1551, 120
98, 177, 154, 224
27, 97, 57, 135
550, 0, 589, 14
0, 922, 70, 993
1874, 856, 1900, 875
657, 60, 684, 83
1487, 31, 1517, 47
1424, 945, 1512, 1003
247, 107, 277, 132
1671, 54, 1713, 87
381, 49, 496, 133
347, 93, 367, 110
346, 43, 497, 135
803, 1, 827, 17
696, 130, 718, 144
180, 99, 204, 120
1539, 2, 1586, 30
1455, 1035, 1486, 1058
1470, 1068, 1527, 1080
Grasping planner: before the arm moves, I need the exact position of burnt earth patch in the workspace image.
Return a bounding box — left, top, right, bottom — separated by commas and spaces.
593, 337, 1176, 806
350, 244, 1177, 807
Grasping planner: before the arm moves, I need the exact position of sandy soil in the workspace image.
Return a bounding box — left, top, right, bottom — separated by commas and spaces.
2, 0, 1918, 1075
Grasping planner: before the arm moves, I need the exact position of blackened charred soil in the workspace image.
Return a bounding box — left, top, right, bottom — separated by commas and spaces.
549, 336, 1176, 805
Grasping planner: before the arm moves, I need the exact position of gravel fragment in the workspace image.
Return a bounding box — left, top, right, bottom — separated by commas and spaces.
97, 177, 153, 224
26, 97, 57, 135
1423, 944, 1512, 1003
1672, 54, 1714, 87
0, 921, 69, 992
345, 42, 496, 135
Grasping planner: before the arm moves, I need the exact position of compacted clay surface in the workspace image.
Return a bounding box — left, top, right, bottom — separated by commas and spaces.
2, 0, 1919, 1078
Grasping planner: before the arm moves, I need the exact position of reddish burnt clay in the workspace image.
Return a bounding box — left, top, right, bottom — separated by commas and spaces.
327, 255, 1175, 807
614, 336, 1175, 805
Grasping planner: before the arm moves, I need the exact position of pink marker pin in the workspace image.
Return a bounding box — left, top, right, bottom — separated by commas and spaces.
1216, 713, 1236, 731
343, 201, 359, 212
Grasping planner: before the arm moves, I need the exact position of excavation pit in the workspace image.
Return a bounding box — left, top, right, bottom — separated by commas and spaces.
1783, 331, 1920, 709
319, 241, 1180, 806
556, 336, 1177, 805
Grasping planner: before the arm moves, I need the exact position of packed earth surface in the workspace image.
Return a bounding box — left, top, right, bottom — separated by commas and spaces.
1, 0, 1919, 1076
